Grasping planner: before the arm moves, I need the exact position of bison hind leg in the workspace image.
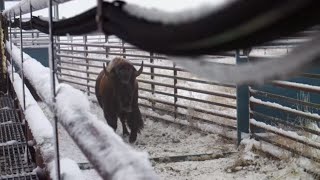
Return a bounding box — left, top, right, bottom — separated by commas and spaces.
119, 113, 129, 136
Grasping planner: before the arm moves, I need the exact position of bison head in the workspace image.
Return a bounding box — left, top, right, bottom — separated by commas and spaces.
103, 60, 143, 112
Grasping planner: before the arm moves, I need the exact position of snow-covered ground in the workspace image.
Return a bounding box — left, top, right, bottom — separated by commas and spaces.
51, 37, 320, 179
38, 99, 318, 180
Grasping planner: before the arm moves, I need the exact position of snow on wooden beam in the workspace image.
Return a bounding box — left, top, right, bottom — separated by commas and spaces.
6, 42, 158, 180
2, 0, 72, 17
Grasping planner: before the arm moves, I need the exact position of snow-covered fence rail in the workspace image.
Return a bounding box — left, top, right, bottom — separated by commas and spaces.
6, 42, 158, 180
55, 36, 238, 139
247, 47, 320, 163
2, 0, 71, 17
6, 63, 84, 179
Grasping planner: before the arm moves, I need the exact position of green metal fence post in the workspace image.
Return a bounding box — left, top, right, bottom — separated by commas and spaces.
236, 49, 250, 146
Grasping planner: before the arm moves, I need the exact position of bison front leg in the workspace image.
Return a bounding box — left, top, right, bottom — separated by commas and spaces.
104, 110, 118, 132
127, 108, 144, 143
119, 113, 129, 136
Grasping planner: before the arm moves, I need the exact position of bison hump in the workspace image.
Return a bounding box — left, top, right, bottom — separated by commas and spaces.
107, 57, 132, 72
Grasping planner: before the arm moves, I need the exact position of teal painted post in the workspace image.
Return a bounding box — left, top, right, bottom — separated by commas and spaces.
236, 50, 250, 145
0, 0, 4, 12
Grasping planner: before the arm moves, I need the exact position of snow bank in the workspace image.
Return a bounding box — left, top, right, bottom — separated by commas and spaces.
3, 0, 72, 17
7, 42, 158, 180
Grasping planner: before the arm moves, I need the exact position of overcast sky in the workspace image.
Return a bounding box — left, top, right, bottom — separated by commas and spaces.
5, 0, 227, 18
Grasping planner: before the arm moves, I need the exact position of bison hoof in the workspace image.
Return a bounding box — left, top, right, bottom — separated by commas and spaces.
123, 130, 129, 136
129, 135, 137, 143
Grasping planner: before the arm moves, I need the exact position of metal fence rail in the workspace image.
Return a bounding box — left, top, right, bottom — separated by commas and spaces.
8, 22, 320, 167
55, 36, 238, 137
248, 46, 320, 163
54, 34, 320, 164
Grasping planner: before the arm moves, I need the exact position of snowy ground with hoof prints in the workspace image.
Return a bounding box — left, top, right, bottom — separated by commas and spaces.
38, 101, 316, 180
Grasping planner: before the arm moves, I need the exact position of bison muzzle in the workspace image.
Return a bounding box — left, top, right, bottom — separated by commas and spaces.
95, 57, 144, 143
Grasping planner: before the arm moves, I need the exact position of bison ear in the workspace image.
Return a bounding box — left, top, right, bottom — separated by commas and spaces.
134, 61, 144, 77
103, 62, 110, 75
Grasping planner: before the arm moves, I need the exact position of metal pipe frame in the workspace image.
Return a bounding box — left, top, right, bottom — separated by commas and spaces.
48, 0, 61, 179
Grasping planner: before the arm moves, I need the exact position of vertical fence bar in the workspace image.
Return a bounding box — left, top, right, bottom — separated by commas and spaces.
19, 8, 25, 110
0, 0, 4, 11
56, 36, 61, 76
29, 3, 34, 46
48, 0, 61, 179
19, 6, 31, 172
150, 52, 155, 110
1, 12, 8, 93
105, 35, 109, 58
122, 40, 126, 58
9, 14, 14, 82
236, 49, 250, 145
173, 63, 178, 119
70, 36, 73, 62
83, 35, 90, 96
36, 32, 39, 46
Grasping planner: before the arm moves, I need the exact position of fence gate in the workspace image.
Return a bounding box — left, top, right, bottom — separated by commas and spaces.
245, 50, 320, 163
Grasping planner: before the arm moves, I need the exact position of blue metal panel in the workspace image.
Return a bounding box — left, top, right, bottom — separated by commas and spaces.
24, 48, 49, 67
251, 68, 320, 128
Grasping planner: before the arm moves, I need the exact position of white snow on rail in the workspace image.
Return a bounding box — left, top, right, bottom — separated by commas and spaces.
3, 0, 72, 16
8, 66, 53, 145
250, 119, 320, 149
124, 0, 232, 24
7, 64, 83, 180
6, 41, 56, 104
273, 80, 320, 92
7, 42, 158, 180
0, 140, 18, 146
241, 138, 292, 159
250, 97, 320, 120
56, 84, 158, 180
0, 106, 11, 110
0, 121, 13, 125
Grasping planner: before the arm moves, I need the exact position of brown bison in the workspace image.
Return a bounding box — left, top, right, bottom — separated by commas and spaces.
95, 57, 144, 143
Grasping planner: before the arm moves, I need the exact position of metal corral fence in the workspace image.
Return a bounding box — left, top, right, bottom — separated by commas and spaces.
246, 27, 320, 163
54, 35, 238, 139
10, 27, 320, 163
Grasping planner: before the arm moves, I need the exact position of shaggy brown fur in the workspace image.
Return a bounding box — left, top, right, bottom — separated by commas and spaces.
95, 57, 144, 143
